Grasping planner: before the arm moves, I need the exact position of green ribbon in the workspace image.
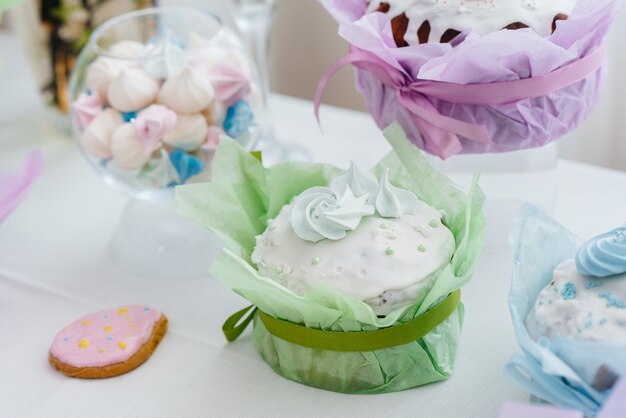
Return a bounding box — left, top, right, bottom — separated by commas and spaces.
222, 290, 461, 352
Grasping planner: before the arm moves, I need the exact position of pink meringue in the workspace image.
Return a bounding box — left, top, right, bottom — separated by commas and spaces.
81, 108, 124, 159
107, 67, 159, 112
111, 123, 158, 169
158, 67, 215, 114
202, 126, 224, 153
163, 114, 208, 151
209, 64, 251, 107
135, 105, 177, 155
72, 92, 104, 128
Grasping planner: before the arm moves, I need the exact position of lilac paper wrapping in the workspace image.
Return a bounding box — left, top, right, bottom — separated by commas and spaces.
321, 0, 622, 156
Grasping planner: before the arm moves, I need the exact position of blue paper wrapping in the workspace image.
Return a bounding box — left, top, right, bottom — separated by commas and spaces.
507, 204, 626, 417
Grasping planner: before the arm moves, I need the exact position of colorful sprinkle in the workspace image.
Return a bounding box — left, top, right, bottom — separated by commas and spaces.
117, 308, 129, 315
585, 280, 603, 289
598, 292, 626, 309
129, 323, 136, 328
143, 307, 151, 312
417, 244, 427, 253
561, 282, 577, 300
98, 348, 106, 353
118, 341, 127, 349
104, 325, 112, 332
63, 337, 69, 342
385, 247, 394, 255
106, 336, 113, 341
311, 257, 320, 265
80, 320, 92, 326
78, 340, 90, 349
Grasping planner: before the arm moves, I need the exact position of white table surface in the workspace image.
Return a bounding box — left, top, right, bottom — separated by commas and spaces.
2, 32, 626, 418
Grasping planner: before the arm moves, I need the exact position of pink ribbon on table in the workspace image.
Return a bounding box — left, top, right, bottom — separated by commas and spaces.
315, 45, 606, 159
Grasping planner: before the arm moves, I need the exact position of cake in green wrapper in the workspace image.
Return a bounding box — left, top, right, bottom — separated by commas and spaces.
175, 123, 485, 394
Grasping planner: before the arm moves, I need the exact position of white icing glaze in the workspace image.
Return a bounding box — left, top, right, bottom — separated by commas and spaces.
526, 259, 626, 345
366, 0, 577, 43
252, 199, 455, 314
80, 108, 123, 159
162, 113, 208, 151
158, 67, 215, 114
107, 67, 159, 112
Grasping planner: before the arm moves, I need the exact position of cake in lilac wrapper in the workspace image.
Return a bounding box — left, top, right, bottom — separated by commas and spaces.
318, 0, 622, 159
507, 205, 626, 417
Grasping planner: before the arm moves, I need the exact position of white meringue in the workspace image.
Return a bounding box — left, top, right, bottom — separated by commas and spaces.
202, 101, 226, 126
138, 149, 180, 188
142, 33, 186, 79
110, 123, 158, 169
163, 113, 208, 151
107, 40, 145, 59
107, 67, 159, 112
80, 108, 123, 159
85, 57, 122, 99
159, 67, 215, 114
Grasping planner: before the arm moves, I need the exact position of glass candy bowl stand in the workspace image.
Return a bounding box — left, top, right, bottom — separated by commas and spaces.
69, 7, 267, 278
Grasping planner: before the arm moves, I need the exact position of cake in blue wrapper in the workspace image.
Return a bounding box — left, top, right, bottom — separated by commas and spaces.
507, 205, 626, 417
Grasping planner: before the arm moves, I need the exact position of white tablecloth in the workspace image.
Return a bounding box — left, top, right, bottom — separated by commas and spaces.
2, 32, 626, 417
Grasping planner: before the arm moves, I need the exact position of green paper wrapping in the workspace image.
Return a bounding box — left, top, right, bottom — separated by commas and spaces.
175, 123, 486, 393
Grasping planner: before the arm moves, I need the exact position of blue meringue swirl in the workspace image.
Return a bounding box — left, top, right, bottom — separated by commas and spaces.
576, 227, 626, 277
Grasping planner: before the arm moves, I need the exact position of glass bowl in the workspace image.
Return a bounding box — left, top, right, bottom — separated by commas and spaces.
69, 7, 266, 201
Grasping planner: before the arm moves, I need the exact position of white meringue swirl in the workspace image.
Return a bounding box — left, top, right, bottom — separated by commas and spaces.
290, 185, 374, 242
158, 67, 215, 114
107, 67, 159, 112
374, 169, 419, 218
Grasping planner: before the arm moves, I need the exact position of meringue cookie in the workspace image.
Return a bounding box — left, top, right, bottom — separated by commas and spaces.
142, 32, 186, 79
85, 57, 122, 100
223, 100, 254, 138
163, 114, 208, 151
138, 149, 180, 188
201, 126, 224, 153
291, 185, 375, 242
107, 67, 159, 112
374, 169, 419, 218
111, 123, 158, 169
202, 101, 226, 126
80, 108, 124, 159
158, 67, 215, 114
169, 149, 206, 184
209, 64, 251, 106
72, 92, 103, 128
107, 40, 145, 59
330, 161, 379, 203
135, 105, 178, 153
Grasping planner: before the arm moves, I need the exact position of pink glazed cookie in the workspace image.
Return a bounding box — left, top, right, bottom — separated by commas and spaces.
49, 305, 167, 378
